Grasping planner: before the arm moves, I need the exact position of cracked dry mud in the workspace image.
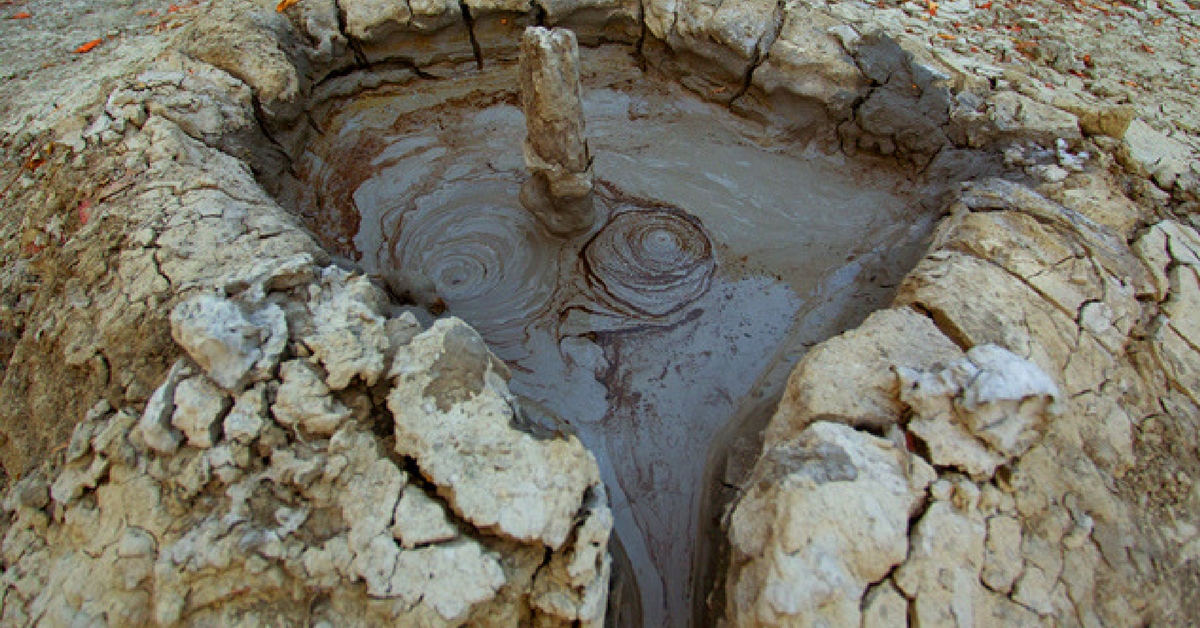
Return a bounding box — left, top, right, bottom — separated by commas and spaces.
0, 0, 1199, 625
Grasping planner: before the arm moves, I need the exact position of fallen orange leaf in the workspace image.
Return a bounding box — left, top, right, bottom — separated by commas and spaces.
10, 11, 31, 18
1141, 43, 1155, 53
938, 32, 957, 39
276, 0, 300, 12
74, 38, 102, 53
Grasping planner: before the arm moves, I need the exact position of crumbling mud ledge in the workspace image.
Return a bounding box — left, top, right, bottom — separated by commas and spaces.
0, 0, 1198, 624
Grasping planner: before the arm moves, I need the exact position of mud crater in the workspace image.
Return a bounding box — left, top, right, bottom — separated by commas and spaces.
281, 43, 941, 627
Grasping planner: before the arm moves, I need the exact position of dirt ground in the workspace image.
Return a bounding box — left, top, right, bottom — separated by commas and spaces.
1, 0, 1200, 624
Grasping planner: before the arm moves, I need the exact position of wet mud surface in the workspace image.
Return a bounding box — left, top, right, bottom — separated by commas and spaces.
283, 45, 937, 626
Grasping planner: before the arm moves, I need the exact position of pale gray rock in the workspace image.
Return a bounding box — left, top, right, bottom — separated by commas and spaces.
342, 0, 414, 40
3, 472, 50, 512
931, 207, 1103, 318
1164, 264, 1200, 349
1011, 564, 1058, 616
388, 318, 601, 549
1124, 118, 1196, 189
389, 540, 508, 621
1150, 318, 1200, 408
169, 293, 287, 391
385, 311, 423, 353
895, 495, 1042, 626
170, 375, 230, 449
392, 486, 460, 548
753, 4, 868, 122
539, 0, 638, 33
895, 250, 1097, 396
463, 0, 530, 12
982, 515, 1024, 594
652, 0, 779, 82
988, 91, 1081, 145
91, 410, 138, 463
862, 580, 909, 628
301, 268, 391, 390
117, 527, 158, 558
1054, 98, 1136, 138
50, 456, 110, 506
272, 360, 352, 436
766, 307, 964, 444
899, 344, 1061, 479
136, 359, 192, 454
530, 491, 613, 627
723, 421, 934, 627
337, 0, 460, 39
223, 384, 268, 443
1133, 222, 1176, 301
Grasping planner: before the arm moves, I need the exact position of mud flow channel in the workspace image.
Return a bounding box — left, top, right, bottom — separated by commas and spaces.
282, 45, 936, 627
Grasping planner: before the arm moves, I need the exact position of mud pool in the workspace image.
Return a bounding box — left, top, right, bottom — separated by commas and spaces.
283, 45, 937, 626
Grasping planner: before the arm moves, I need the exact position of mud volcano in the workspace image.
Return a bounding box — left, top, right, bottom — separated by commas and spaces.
281, 33, 938, 625
7, 0, 1200, 622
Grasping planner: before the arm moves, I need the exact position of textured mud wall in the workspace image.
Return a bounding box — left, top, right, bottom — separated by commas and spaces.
0, 0, 1198, 624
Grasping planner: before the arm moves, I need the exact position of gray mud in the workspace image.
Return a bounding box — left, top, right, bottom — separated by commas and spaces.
281, 45, 938, 626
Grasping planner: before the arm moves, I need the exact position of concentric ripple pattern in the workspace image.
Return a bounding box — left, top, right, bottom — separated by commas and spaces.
387, 180, 558, 360
582, 208, 717, 319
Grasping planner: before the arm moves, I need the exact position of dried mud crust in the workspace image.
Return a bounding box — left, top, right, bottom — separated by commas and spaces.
0, 0, 1197, 625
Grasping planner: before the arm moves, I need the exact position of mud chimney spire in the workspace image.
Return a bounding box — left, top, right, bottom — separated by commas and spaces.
518, 26, 596, 237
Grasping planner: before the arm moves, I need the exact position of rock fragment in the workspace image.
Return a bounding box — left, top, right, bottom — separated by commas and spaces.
392, 486, 459, 548
223, 384, 268, 443
1123, 118, 1196, 189
766, 307, 964, 442
388, 318, 601, 549
136, 359, 192, 454
900, 344, 1061, 479
987, 91, 1082, 145
170, 375, 230, 448
723, 421, 934, 627
301, 268, 391, 390
272, 360, 352, 436
169, 293, 287, 391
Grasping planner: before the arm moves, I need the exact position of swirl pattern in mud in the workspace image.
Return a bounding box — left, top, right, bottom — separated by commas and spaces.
583, 208, 717, 319
387, 179, 559, 360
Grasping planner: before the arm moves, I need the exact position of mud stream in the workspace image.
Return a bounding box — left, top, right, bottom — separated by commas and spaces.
284, 46, 936, 626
